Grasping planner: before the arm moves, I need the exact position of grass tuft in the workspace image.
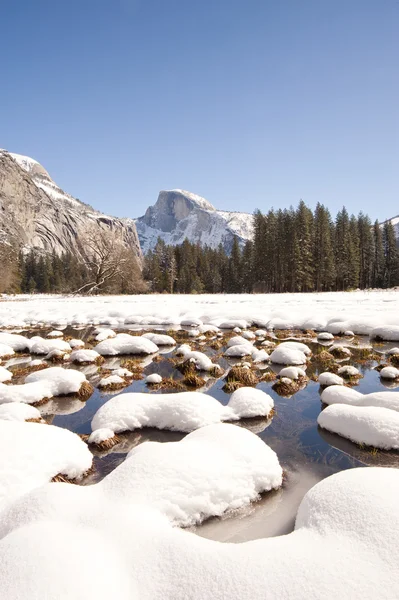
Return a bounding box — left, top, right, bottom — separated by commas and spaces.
77, 381, 94, 400
89, 434, 122, 450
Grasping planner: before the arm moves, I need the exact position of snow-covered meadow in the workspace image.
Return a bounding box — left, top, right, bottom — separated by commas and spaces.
1, 289, 399, 338
1, 291, 399, 598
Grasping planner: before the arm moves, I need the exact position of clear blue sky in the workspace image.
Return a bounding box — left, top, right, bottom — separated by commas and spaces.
1, 0, 397, 221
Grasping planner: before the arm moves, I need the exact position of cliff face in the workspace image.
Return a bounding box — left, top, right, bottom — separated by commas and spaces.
0, 150, 141, 260
135, 189, 254, 254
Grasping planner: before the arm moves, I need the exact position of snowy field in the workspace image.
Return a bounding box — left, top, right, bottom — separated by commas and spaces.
2, 293, 399, 597
1, 290, 399, 338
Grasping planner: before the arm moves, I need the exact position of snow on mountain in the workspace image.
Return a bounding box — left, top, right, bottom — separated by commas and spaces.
0, 149, 141, 260
135, 189, 254, 254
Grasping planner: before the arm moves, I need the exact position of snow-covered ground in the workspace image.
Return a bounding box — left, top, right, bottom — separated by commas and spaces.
1, 290, 399, 337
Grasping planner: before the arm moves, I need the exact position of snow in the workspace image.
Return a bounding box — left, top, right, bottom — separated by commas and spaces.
227, 335, 253, 348
94, 333, 158, 356
227, 387, 274, 418
0, 457, 398, 599
70, 349, 101, 363
29, 336, 71, 355
47, 330, 64, 338
112, 368, 133, 377
0, 333, 30, 352
321, 386, 399, 412
270, 346, 307, 365
68, 338, 85, 349
338, 365, 360, 377
242, 330, 256, 340
251, 349, 270, 363
0, 291, 399, 336
0, 403, 41, 422
318, 404, 399, 449
143, 332, 176, 346
177, 350, 215, 371
386, 347, 399, 356
0, 366, 12, 383
99, 375, 125, 387
0, 367, 89, 405
0, 343, 14, 358
318, 372, 344, 386
95, 329, 116, 342
224, 344, 253, 357
90, 388, 274, 437
372, 325, 399, 341
317, 332, 334, 341
278, 341, 312, 356
145, 373, 162, 384
331, 345, 351, 357
103, 423, 282, 526
380, 366, 399, 380
0, 420, 92, 511
278, 366, 306, 380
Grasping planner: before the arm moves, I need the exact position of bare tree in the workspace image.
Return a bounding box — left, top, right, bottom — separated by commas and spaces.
73, 227, 144, 294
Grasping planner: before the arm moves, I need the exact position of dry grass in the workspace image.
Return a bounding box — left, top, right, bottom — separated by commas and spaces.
223, 381, 244, 393
223, 366, 259, 391
209, 340, 223, 350
182, 372, 206, 388
89, 434, 122, 450
99, 381, 128, 391
9, 363, 49, 377
151, 377, 186, 391
301, 329, 317, 338
374, 363, 388, 372
47, 353, 69, 363
25, 417, 45, 424
78, 433, 90, 443
389, 354, 399, 367
260, 371, 277, 382
272, 378, 300, 396
120, 359, 144, 379
51, 465, 94, 483
152, 354, 163, 362
77, 381, 94, 400
73, 356, 105, 366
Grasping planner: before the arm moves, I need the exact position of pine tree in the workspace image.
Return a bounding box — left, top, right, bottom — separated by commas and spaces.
372, 221, 385, 288
313, 203, 335, 291
383, 222, 399, 288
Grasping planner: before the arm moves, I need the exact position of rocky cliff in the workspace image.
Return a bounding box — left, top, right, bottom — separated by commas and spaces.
135, 189, 254, 253
0, 150, 141, 260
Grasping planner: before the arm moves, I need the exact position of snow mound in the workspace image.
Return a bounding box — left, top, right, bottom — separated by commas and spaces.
227, 336, 253, 348
227, 387, 274, 419
143, 332, 176, 346
70, 349, 101, 363
29, 336, 71, 355
224, 344, 252, 358
278, 366, 306, 380
318, 404, 399, 450
386, 347, 399, 356
0, 343, 14, 358
0, 420, 92, 511
94, 333, 158, 356
98, 375, 125, 388
0, 366, 12, 383
321, 386, 399, 412
0, 403, 41, 422
251, 349, 269, 363
102, 423, 282, 526
68, 338, 85, 349
179, 350, 215, 371
270, 346, 307, 365
380, 366, 399, 380
0, 333, 30, 352
372, 326, 399, 341
317, 332, 334, 341
90, 388, 274, 438
0, 367, 90, 405
95, 329, 116, 342
47, 330, 63, 338
338, 365, 360, 378
145, 373, 162, 384
319, 372, 344, 386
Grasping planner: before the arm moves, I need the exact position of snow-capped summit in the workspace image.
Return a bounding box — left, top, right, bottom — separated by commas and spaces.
135, 189, 254, 253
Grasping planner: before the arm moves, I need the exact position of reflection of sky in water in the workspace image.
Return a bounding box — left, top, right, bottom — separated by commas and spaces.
5, 327, 399, 542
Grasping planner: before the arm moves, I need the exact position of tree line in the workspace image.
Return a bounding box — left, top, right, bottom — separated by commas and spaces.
143, 202, 399, 293
1, 202, 398, 295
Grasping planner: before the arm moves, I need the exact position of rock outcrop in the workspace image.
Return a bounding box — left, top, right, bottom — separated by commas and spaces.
0, 150, 141, 260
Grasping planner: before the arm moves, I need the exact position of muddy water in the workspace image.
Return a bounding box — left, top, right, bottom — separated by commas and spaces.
4, 326, 399, 542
